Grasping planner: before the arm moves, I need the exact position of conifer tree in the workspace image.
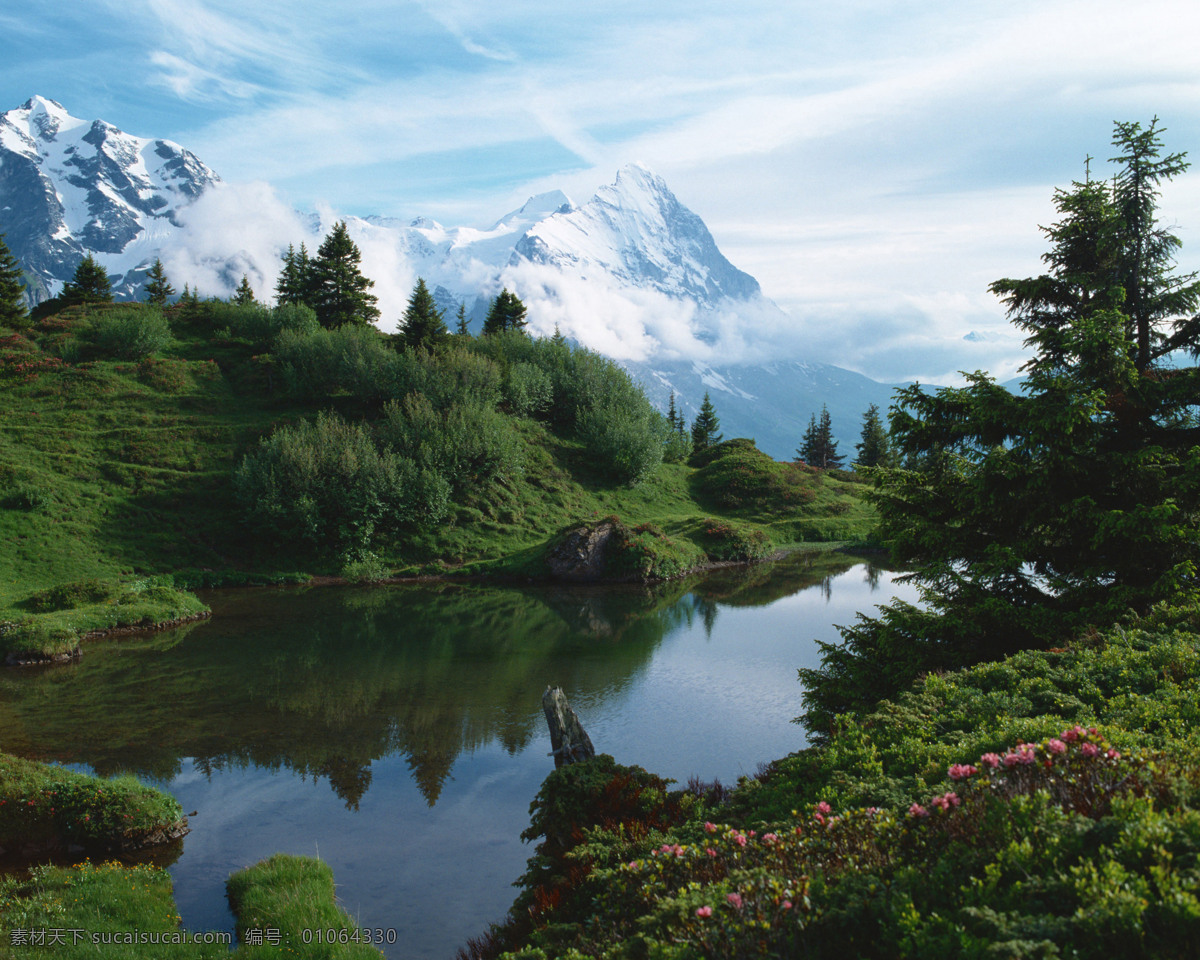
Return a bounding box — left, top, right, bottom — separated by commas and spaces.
143, 257, 175, 306
233, 274, 256, 306
800, 120, 1200, 735
0, 233, 29, 327
454, 302, 470, 336
309, 222, 380, 328
854, 403, 894, 468
797, 405, 843, 468
276, 243, 315, 307
690, 392, 723, 451
667, 392, 681, 433
482, 289, 528, 335
397, 277, 448, 350
550, 324, 567, 347
62, 254, 113, 306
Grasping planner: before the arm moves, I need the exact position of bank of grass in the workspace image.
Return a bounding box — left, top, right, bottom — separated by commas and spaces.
0, 752, 187, 856
0, 578, 209, 662
479, 602, 1200, 960
227, 855, 384, 959
1, 309, 871, 639
0, 856, 380, 959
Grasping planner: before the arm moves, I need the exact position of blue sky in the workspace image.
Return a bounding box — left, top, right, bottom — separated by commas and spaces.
6, 0, 1200, 381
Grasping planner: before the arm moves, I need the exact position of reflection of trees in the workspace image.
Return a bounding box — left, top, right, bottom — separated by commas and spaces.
0, 581, 688, 807
0, 558, 898, 808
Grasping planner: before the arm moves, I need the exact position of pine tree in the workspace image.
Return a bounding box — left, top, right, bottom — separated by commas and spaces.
0, 233, 29, 327
690, 392, 723, 451
800, 121, 1200, 735
667, 392, 680, 433
797, 405, 843, 468
482, 289, 528, 335
854, 403, 893, 468
454, 302, 470, 336
142, 258, 175, 305
232, 274, 256, 306
309, 222, 380, 328
62, 254, 113, 306
550, 324, 567, 347
397, 277, 448, 350
276, 243, 315, 307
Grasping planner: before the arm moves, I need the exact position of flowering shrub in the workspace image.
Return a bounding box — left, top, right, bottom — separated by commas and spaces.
495, 730, 1200, 960
696, 518, 774, 562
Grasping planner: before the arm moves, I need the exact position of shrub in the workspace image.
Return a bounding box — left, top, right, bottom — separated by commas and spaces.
378, 393, 523, 495
25, 578, 119, 613
603, 520, 706, 580
692, 439, 816, 512
696, 518, 774, 562
89, 306, 172, 359
233, 410, 449, 558
274, 324, 417, 400
576, 402, 667, 485
503, 361, 553, 417
203, 301, 319, 348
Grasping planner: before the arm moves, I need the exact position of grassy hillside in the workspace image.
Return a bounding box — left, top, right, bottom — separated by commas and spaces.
0, 302, 873, 658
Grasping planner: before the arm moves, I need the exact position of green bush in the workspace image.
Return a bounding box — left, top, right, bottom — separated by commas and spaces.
378, 393, 523, 495
89, 306, 172, 359
577, 402, 667, 485
25, 578, 119, 612
692, 438, 816, 513
504, 360, 553, 417
203, 301, 319, 348
603, 520, 706, 580
233, 410, 450, 558
696, 518, 774, 562
274, 324, 420, 399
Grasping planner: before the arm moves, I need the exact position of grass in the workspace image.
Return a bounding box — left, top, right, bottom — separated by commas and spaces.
0, 752, 186, 856
0, 855, 382, 959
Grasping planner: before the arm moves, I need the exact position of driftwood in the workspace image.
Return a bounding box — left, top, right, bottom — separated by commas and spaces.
542, 686, 596, 767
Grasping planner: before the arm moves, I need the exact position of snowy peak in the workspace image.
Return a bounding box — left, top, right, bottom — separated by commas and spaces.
493, 190, 573, 230
514, 163, 760, 305
0, 96, 220, 298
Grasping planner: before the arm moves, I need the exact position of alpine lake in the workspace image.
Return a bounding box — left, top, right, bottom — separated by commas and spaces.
0, 551, 919, 959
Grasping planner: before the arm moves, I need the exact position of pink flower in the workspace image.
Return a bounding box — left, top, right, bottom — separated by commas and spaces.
1107, 748, 1121, 760
762, 833, 778, 844
1047, 739, 1067, 756
948, 763, 978, 780
909, 803, 928, 818
1080, 742, 1100, 758
815, 801, 832, 815
706, 847, 717, 858
931, 792, 960, 811
1061, 726, 1084, 743
696, 906, 713, 918
781, 901, 793, 910
726, 892, 744, 910
979, 753, 1001, 769
735, 833, 748, 847
704, 822, 718, 833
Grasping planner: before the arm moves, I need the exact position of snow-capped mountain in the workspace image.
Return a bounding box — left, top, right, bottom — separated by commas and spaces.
1, 97, 906, 459
0, 96, 218, 300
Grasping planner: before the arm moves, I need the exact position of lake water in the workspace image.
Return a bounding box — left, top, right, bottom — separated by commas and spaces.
0, 553, 917, 959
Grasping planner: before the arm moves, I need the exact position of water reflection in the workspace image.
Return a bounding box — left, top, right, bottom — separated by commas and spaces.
0, 552, 886, 809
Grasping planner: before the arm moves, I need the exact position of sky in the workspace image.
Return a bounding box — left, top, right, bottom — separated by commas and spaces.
5, 0, 1200, 383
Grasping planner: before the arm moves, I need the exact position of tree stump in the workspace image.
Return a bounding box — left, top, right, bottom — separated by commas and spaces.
542, 686, 596, 768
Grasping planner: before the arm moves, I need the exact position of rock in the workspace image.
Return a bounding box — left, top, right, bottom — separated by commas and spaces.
546, 520, 618, 582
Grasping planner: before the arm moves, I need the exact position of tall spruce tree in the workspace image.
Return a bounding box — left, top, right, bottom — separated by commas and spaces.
482, 289, 528, 335
799, 120, 1200, 737
398, 277, 448, 350
690, 392, 723, 451
62, 254, 113, 306
798, 405, 843, 468
233, 275, 256, 306
854, 403, 894, 468
275, 243, 315, 307
309, 223, 380, 328
0, 234, 29, 327
454, 302, 470, 336
143, 258, 174, 306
